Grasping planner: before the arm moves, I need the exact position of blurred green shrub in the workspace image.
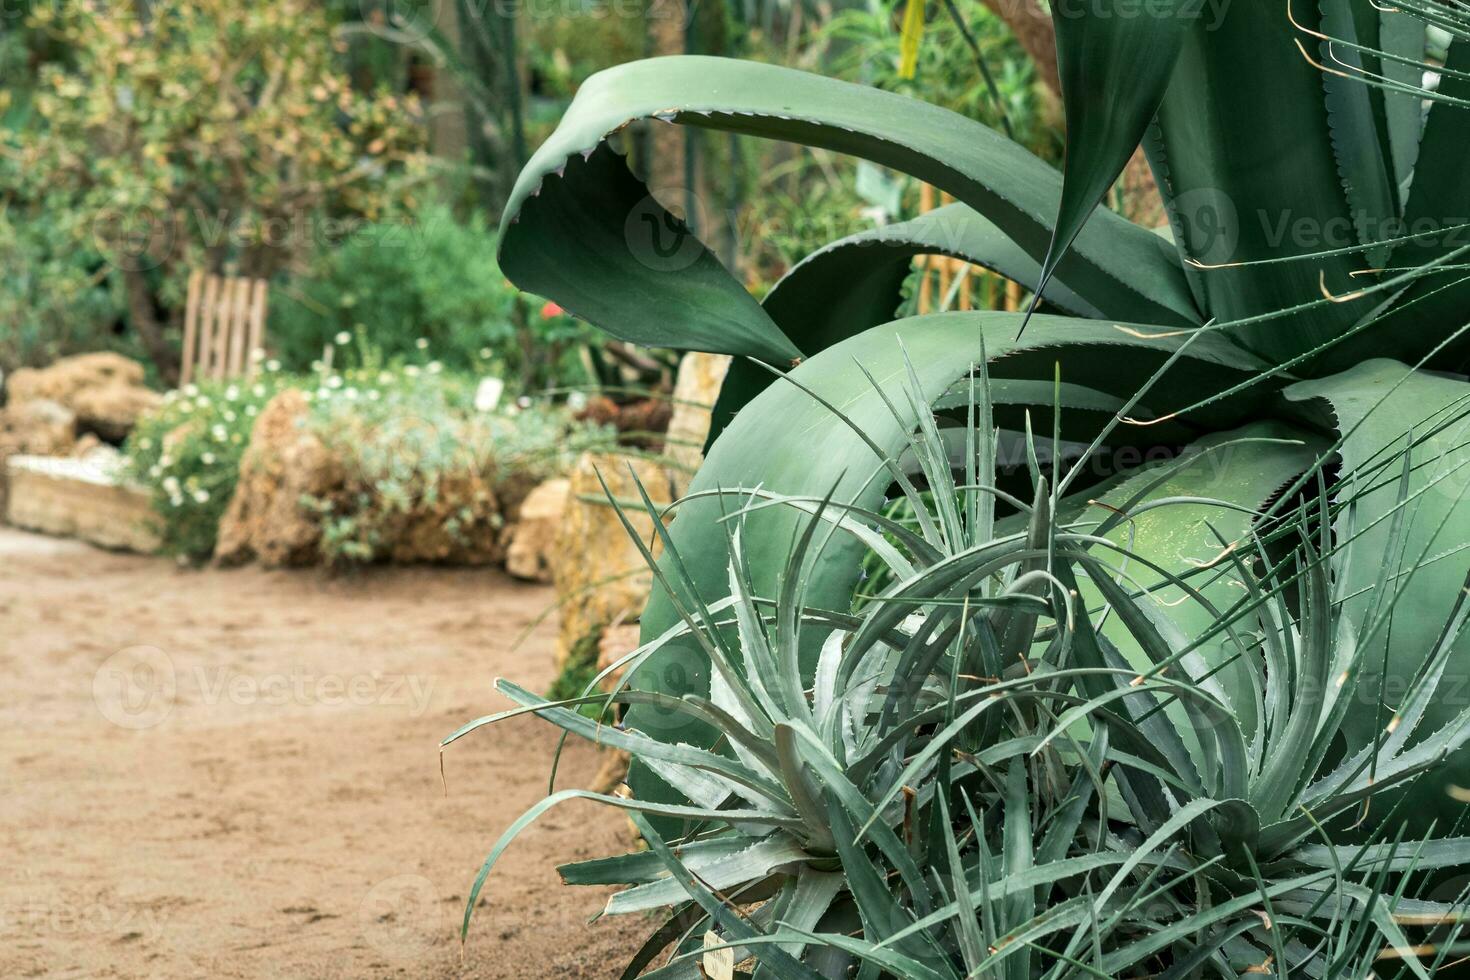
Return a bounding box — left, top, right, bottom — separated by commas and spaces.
270, 203, 595, 391
4, 0, 429, 381
123, 365, 293, 560
123, 362, 615, 563
303, 366, 614, 567
0, 207, 123, 372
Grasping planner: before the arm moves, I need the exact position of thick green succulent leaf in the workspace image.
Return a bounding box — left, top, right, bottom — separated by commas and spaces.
1084, 421, 1326, 754
709, 202, 1109, 445
1150, 2, 1374, 362
1284, 359, 1470, 818
501, 143, 799, 364
1320, 0, 1399, 264
1042, 0, 1192, 300
1368, 40, 1470, 367
627, 312, 1283, 811
1379, 9, 1428, 199
497, 56, 1200, 362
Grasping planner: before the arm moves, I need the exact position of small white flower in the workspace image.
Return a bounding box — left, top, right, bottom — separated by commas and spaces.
404, 365, 420, 377
377, 371, 393, 384
344, 388, 359, 400
223, 411, 237, 423
137, 437, 153, 450
252, 384, 266, 398
224, 385, 240, 401
367, 390, 381, 401
148, 465, 162, 478
197, 395, 212, 407
169, 495, 184, 508
201, 452, 216, 465
327, 375, 344, 389
478, 347, 493, 360
334, 331, 352, 346
246, 405, 258, 417
211, 424, 227, 441
250, 347, 266, 363
183, 384, 199, 397
415, 337, 429, 350
193, 489, 210, 504
315, 388, 331, 400
265, 359, 281, 372
426, 361, 443, 375
163, 476, 181, 495
159, 455, 174, 468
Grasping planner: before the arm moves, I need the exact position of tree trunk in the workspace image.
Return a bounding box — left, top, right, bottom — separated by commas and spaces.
123, 269, 178, 385
645, 0, 687, 196
978, 0, 1059, 96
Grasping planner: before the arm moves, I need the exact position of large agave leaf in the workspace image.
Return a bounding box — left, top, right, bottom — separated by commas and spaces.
496, 56, 1200, 363
1040, 0, 1192, 302
1378, 8, 1428, 198
1285, 359, 1470, 818
1320, 0, 1399, 264
1150, 2, 1374, 361
709, 202, 1107, 445
1083, 422, 1326, 758
1366, 40, 1470, 366
626, 312, 1284, 811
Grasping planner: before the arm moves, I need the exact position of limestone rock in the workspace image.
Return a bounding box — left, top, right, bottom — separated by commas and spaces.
69, 384, 163, 443
215, 390, 340, 566
505, 478, 570, 583
596, 621, 642, 695
664, 352, 731, 490
378, 471, 503, 566
552, 453, 674, 668
6, 352, 161, 442
216, 391, 506, 568
5, 452, 160, 553
0, 399, 78, 515
0, 399, 77, 458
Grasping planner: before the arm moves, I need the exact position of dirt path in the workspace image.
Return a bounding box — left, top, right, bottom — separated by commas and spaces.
0, 527, 646, 978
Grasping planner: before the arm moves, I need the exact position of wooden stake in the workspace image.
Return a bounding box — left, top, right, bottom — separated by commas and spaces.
181, 270, 204, 386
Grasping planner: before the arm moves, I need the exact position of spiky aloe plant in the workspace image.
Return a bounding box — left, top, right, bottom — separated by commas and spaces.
461, 0, 1470, 973
449, 356, 1470, 975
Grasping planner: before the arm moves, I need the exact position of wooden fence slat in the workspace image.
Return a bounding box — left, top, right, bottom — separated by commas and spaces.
197, 274, 221, 381
245, 279, 268, 377
181, 272, 269, 385
181, 270, 204, 386
210, 276, 229, 382
227, 278, 250, 377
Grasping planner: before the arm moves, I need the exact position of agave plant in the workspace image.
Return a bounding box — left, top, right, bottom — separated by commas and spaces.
449, 357, 1470, 975
462, 0, 1470, 973
491, 0, 1470, 824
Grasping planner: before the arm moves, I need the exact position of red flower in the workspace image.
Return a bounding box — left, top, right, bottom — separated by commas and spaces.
540, 300, 564, 319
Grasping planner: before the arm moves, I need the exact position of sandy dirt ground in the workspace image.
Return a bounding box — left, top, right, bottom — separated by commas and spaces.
0, 527, 647, 978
